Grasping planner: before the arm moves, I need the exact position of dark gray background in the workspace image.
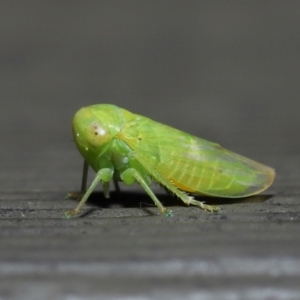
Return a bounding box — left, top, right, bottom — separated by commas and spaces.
0, 2, 299, 299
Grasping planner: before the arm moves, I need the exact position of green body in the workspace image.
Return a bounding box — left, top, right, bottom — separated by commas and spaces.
66, 104, 275, 216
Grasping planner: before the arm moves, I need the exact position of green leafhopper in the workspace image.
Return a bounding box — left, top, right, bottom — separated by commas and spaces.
65, 104, 275, 217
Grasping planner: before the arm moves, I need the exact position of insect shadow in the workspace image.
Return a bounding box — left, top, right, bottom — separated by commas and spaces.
75, 190, 274, 212
205, 194, 274, 205
82, 191, 177, 209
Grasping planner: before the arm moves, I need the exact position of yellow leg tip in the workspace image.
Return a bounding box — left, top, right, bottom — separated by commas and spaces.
202, 204, 223, 213
63, 209, 80, 219
189, 199, 223, 213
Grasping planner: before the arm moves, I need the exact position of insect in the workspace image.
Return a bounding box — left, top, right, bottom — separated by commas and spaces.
64, 104, 275, 217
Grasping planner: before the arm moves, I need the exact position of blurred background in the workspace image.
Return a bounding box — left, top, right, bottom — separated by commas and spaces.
1, 1, 299, 193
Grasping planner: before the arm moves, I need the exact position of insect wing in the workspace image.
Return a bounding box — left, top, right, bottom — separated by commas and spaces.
119, 116, 275, 198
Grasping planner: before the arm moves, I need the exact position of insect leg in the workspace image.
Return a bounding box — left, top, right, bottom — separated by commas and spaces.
145, 167, 221, 213
113, 177, 121, 194
121, 168, 171, 215
64, 168, 113, 218
80, 159, 89, 193
102, 181, 110, 198
163, 181, 221, 212
165, 183, 221, 213
65, 159, 89, 200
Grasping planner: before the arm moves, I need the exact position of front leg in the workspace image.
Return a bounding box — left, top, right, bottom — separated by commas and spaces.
64, 167, 113, 218
121, 168, 172, 216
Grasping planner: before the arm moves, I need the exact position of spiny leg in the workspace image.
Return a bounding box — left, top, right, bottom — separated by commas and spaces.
145, 167, 221, 213
186, 197, 222, 213
165, 183, 221, 213
64, 168, 113, 218
121, 168, 172, 216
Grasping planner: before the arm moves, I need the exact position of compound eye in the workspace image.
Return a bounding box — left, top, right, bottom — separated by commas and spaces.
92, 123, 106, 136
86, 121, 111, 147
